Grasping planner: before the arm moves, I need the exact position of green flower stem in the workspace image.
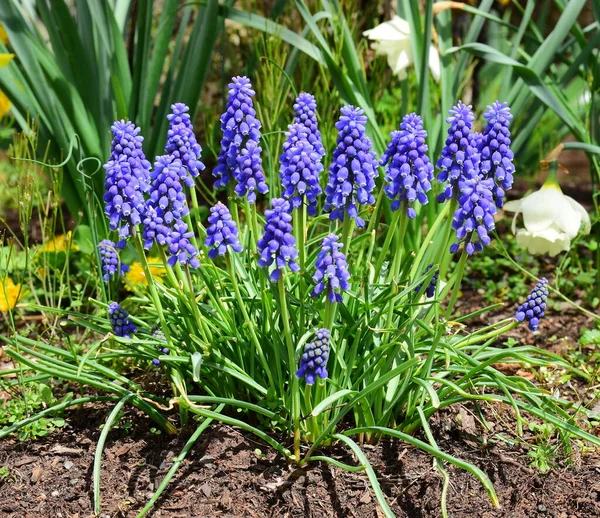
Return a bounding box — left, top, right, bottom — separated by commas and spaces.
156, 246, 180, 290
188, 185, 206, 239
244, 199, 259, 253
229, 183, 239, 225
374, 209, 401, 280
133, 230, 172, 345
439, 198, 458, 279
278, 277, 301, 463
227, 256, 274, 387
446, 248, 469, 317
295, 203, 307, 337
341, 215, 354, 256
323, 299, 335, 330
387, 211, 409, 284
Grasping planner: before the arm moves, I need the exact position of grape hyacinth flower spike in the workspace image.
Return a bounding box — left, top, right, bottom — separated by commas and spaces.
257, 198, 299, 282
311, 234, 350, 302
324, 105, 377, 228
479, 101, 515, 208
108, 302, 137, 338
296, 329, 330, 385
165, 103, 204, 182
142, 155, 200, 268
280, 123, 323, 215
293, 92, 325, 157
515, 278, 549, 331
205, 202, 243, 259
213, 76, 268, 203
415, 264, 439, 298
103, 121, 151, 246
98, 240, 129, 282
436, 101, 477, 202
450, 151, 497, 255
382, 113, 433, 218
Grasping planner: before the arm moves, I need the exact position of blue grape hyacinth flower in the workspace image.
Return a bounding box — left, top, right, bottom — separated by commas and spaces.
108, 302, 137, 337
103, 156, 147, 245
98, 240, 129, 282
515, 278, 549, 331
293, 92, 325, 158
311, 234, 350, 303
165, 102, 205, 182
415, 263, 439, 298
479, 101, 515, 208
257, 198, 300, 282
213, 76, 268, 203
108, 120, 151, 190
450, 151, 497, 255
382, 113, 433, 218
324, 105, 377, 228
280, 123, 323, 216
205, 202, 243, 259
296, 329, 330, 385
436, 102, 476, 202
142, 155, 200, 267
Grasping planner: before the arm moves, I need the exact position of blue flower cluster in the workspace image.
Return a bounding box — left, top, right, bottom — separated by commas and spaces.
142, 155, 199, 267
311, 234, 350, 303
415, 264, 439, 298
434, 100, 515, 255
479, 102, 515, 208
296, 329, 330, 385
280, 123, 323, 215
515, 278, 549, 331
382, 113, 433, 218
436, 102, 476, 202
213, 76, 268, 203
98, 240, 129, 282
293, 92, 325, 158
257, 198, 299, 282
108, 302, 137, 337
165, 102, 204, 183
450, 155, 497, 255
108, 120, 152, 187
104, 121, 152, 245
324, 106, 377, 228
205, 202, 243, 259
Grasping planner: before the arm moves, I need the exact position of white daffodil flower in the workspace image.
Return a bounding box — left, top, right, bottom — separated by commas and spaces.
363, 16, 440, 82
503, 171, 590, 257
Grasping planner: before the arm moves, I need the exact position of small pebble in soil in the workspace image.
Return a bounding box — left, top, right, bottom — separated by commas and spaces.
63, 460, 73, 470
51, 490, 59, 497
538, 504, 547, 512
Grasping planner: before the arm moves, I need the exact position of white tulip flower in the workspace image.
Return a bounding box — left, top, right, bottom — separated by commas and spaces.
363, 16, 441, 82
503, 171, 590, 257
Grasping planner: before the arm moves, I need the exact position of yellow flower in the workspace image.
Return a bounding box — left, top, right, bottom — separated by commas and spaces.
38, 231, 79, 253
0, 50, 14, 120
0, 23, 8, 45
0, 277, 24, 312
124, 258, 165, 290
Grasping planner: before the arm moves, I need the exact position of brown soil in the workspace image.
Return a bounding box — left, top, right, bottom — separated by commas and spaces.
0, 406, 599, 518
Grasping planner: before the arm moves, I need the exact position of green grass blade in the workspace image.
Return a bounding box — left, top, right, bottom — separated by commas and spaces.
347, 426, 499, 507
94, 394, 134, 514
334, 434, 395, 518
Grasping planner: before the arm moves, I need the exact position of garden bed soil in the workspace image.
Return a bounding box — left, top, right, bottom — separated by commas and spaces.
0, 407, 599, 518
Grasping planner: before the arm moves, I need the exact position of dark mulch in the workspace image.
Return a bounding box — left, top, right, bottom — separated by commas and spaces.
1, 403, 599, 518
